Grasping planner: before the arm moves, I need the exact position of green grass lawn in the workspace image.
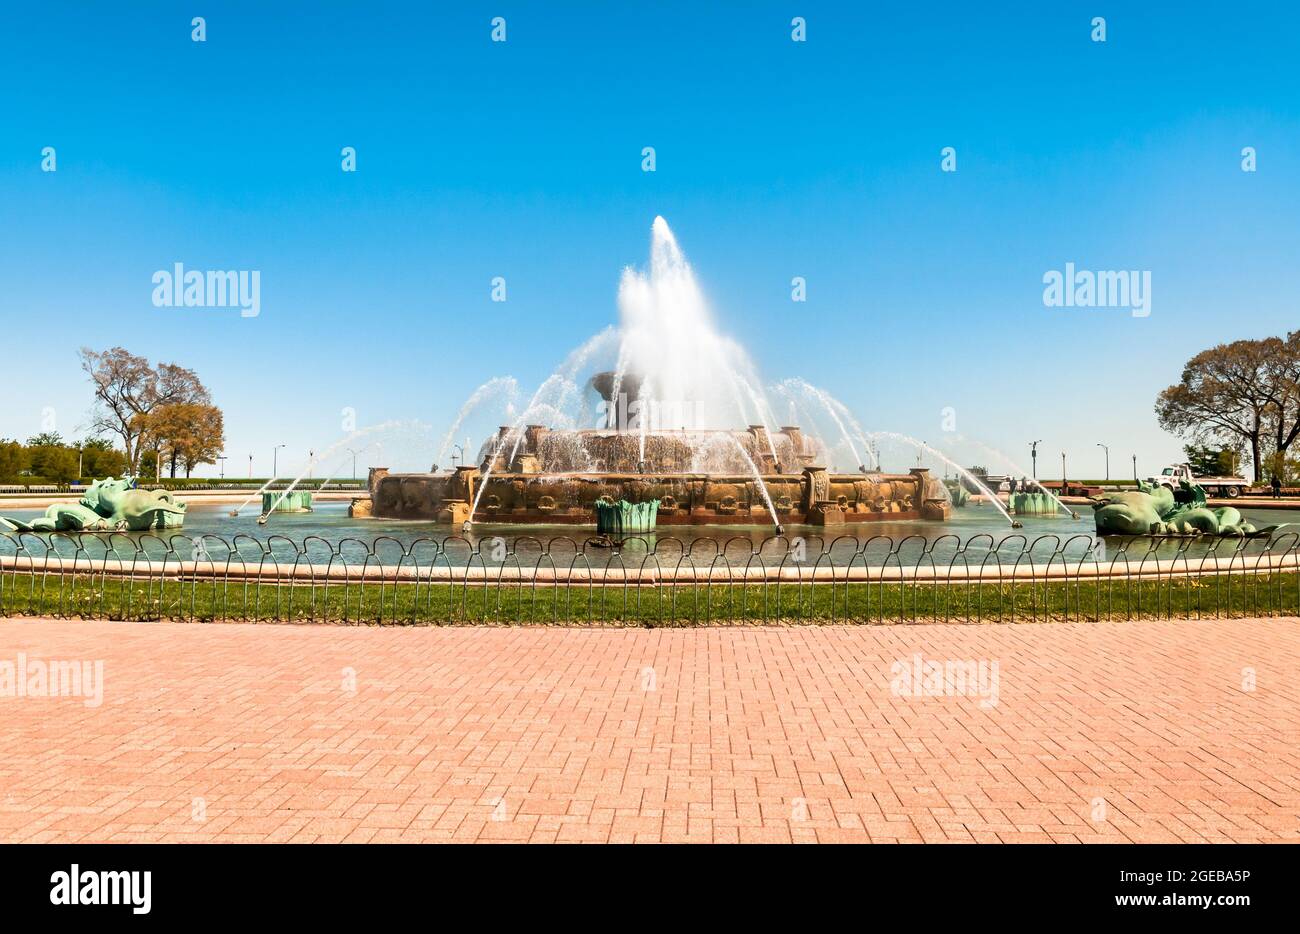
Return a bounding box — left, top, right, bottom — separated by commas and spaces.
3, 569, 1298, 625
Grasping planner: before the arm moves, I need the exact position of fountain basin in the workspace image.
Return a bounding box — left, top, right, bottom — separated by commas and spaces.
367, 464, 941, 527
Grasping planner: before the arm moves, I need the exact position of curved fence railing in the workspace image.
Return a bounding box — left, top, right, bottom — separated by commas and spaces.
2, 530, 1298, 625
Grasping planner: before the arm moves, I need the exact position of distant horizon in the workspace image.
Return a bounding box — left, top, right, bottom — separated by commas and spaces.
4, 2, 1298, 480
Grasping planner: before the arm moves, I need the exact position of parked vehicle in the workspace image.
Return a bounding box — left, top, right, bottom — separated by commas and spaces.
1148, 463, 1249, 498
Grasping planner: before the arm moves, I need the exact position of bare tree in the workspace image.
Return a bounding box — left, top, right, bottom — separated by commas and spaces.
79, 347, 213, 472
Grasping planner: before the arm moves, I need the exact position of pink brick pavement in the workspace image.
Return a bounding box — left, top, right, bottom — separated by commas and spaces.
1, 617, 1297, 843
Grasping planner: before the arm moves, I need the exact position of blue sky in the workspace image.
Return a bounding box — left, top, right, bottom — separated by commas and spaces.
3, 1, 1298, 479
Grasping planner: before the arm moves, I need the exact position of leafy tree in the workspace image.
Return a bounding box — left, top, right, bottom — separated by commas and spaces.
176, 405, 224, 477
0, 440, 29, 483
26, 442, 78, 483
138, 403, 226, 478
1182, 444, 1240, 477
79, 437, 128, 479
1265, 452, 1300, 485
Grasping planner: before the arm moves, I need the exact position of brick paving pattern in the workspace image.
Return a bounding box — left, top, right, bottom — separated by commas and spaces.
1, 617, 1297, 843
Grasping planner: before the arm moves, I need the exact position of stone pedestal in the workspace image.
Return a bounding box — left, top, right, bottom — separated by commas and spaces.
349, 497, 373, 518
747, 426, 775, 473
439, 501, 471, 526
453, 465, 480, 505
801, 466, 829, 512
912, 466, 949, 500
524, 425, 549, 452
808, 502, 845, 526
921, 499, 951, 521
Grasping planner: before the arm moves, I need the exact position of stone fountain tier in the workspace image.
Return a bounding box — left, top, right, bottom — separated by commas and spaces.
484, 424, 819, 476
362, 465, 950, 526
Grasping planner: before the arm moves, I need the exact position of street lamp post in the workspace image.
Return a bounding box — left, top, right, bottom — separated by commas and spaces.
217, 455, 227, 479
1061, 451, 1067, 492
1132, 454, 1138, 483
1097, 443, 1109, 481
272, 444, 285, 478
1030, 440, 1042, 478
346, 448, 357, 480
248, 453, 253, 478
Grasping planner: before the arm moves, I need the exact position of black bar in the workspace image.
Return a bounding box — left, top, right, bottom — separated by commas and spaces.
0, 843, 1287, 921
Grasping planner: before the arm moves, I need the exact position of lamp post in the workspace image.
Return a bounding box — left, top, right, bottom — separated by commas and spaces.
346, 448, 357, 480
272, 444, 285, 478
1061, 451, 1067, 492
248, 453, 253, 478
452, 444, 464, 469
1030, 440, 1042, 478
1132, 454, 1137, 483
1097, 443, 1109, 481
217, 455, 227, 479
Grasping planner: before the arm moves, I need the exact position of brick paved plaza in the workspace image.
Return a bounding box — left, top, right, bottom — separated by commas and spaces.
1, 617, 1297, 843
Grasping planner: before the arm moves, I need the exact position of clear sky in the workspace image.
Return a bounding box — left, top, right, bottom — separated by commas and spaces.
3, 2, 1298, 479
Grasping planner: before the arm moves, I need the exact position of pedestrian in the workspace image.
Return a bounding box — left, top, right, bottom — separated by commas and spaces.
1272, 474, 1283, 499
1008, 476, 1018, 495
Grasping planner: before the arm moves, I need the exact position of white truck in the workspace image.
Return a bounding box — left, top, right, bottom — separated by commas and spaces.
1149, 463, 1250, 498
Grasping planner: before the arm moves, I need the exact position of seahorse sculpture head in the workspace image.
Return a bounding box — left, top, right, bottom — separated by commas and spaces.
79, 476, 137, 517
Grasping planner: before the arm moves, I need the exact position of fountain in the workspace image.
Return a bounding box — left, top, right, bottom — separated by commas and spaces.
361, 218, 950, 531
262, 490, 313, 514
953, 438, 1080, 520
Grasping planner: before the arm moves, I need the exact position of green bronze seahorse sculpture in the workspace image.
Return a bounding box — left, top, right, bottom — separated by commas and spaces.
0, 477, 187, 533
1092, 479, 1268, 536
